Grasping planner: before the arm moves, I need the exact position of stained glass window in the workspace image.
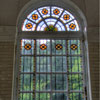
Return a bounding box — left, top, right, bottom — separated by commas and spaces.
22, 6, 79, 31
18, 39, 85, 100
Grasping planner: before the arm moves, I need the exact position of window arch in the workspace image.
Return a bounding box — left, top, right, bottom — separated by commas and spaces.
12, 1, 92, 100
22, 6, 79, 31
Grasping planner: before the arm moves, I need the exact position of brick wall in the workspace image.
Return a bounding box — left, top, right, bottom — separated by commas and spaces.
0, 42, 14, 100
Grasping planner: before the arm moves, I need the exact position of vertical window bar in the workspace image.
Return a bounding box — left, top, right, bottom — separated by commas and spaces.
55, 40, 56, 90
61, 40, 64, 99
46, 40, 47, 100
81, 40, 86, 100
33, 39, 36, 100
39, 40, 40, 100
50, 39, 52, 100
66, 40, 69, 100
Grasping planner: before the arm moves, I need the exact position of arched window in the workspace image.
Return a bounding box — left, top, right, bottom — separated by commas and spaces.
12, 1, 92, 100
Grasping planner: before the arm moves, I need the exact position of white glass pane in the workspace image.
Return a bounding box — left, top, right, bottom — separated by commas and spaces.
55, 21, 66, 31
60, 10, 74, 23
66, 20, 79, 31
22, 19, 36, 31
27, 10, 42, 23
51, 7, 63, 18
38, 6, 50, 18
36, 21, 47, 31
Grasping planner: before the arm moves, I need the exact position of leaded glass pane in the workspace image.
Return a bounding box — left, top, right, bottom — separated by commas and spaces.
52, 74, 67, 90
27, 10, 42, 23
51, 7, 63, 18
36, 74, 51, 91
52, 93, 67, 100
38, 7, 50, 18
52, 56, 67, 72
20, 74, 33, 91
52, 40, 66, 55
68, 57, 82, 72
69, 74, 83, 90
19, 93, 33, 100
22, 19, 36, 31
60, 10, 74, 23
68, 40, 81, 55
21, 39, 34, 55
36, 57, 50, 72
69, 93, 84, 100
36, 93, 50, 100
36, 39, 50, 55
21, 56, 34, 72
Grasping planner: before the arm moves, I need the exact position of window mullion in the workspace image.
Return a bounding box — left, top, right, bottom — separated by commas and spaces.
33, 39, 36, 100
66, 39, 69, 100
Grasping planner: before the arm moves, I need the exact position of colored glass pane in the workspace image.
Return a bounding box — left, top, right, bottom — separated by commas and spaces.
24, 44, 32, 50
40, 44, 47, 50
63, 14, 70, 20
32, 14, 38, 20
53, 9, 60, 15
42, 9, 48, 15
55, 44, 63, 50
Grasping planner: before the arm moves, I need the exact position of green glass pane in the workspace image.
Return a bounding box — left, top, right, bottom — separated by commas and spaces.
36, 74, 51, 91
52, 40, 66, 55
68, 40, 81, 55
21, 39, 34, 55
19, 93, 33, 100
21, 56, 34, 72
69, 93, 84, 100
52, 74, 67, 90
36, 93, 50, 100
68, 57, 82, 72
69, 74, 83, 90
52, 93, 67, 100
20, 74, 33, 91
36, 57, 50, 72
52, 56, 67, 72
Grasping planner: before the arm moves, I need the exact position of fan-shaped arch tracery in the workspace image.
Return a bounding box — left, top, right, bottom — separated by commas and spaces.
22, 6, 79, 31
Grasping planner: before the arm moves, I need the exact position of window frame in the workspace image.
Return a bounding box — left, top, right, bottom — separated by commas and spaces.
12, 1, 92, 100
